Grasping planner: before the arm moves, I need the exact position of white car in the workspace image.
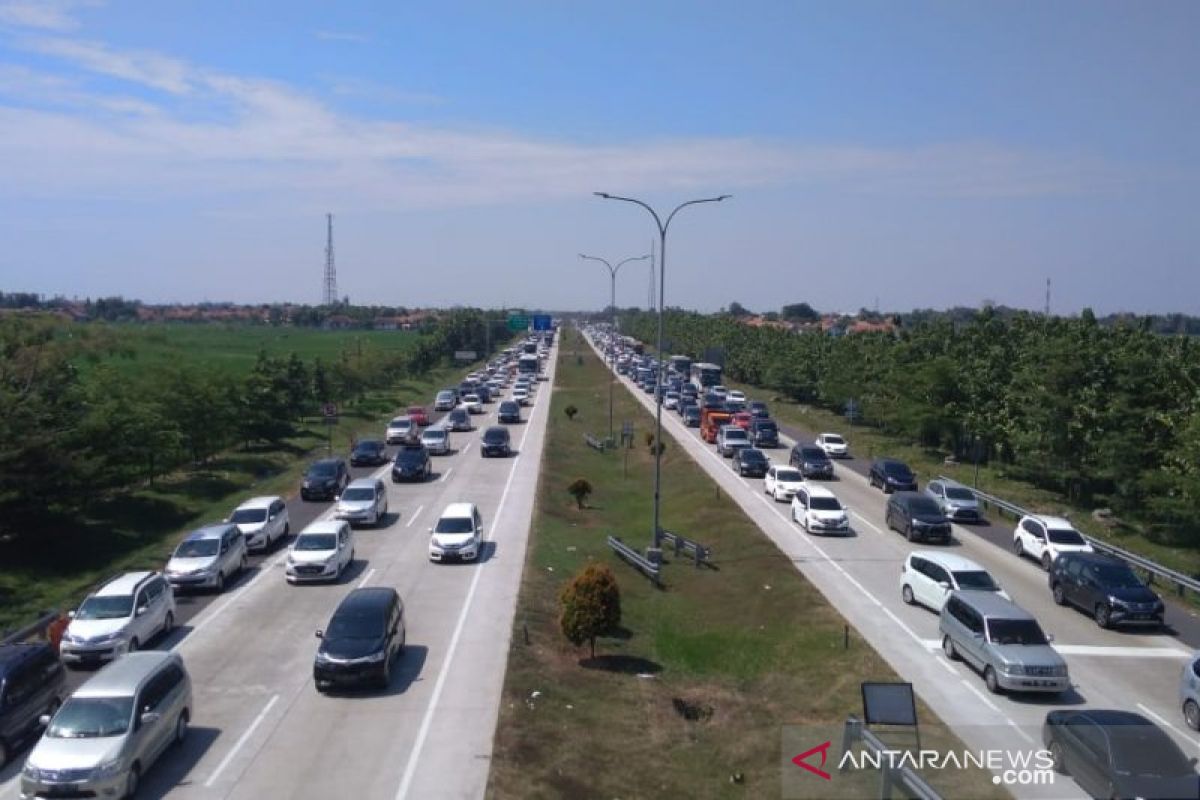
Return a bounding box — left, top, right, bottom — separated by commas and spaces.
815, 432, 849, 458
59, 572, 175, 666
335, 477, 389, 527
422, 426, 451, 455
463, 393, 483, 414
430, 502, 483, 562
1013, 514, 1093, 570
764, 465, 805, 502
726, 389, 746, 404
513, 386, 529, 406
711, 385, 729, 399
385, 416, 417, 444
790, 484, 850, 535
900, 551, 1009, 611
664, 391, 680, 410
286, 521, 354, 583
227, 495, 289, 552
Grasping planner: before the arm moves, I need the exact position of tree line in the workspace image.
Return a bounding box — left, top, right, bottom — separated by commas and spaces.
0, 309, 507, 542
620, 307, 1200, 547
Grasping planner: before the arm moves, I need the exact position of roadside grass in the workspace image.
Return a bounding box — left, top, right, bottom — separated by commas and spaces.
488, 331, 1006, 800
0, 365, 464, 634
738, 384, 1200, 580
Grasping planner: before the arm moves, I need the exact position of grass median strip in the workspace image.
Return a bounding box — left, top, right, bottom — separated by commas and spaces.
488, 330, 1006, 799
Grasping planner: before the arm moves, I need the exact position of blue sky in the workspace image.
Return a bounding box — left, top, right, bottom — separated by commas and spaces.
0, 1, 1196, 313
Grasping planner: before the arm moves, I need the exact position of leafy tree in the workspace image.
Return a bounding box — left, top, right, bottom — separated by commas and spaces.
567, 478, 593, 509
558, 563, 622, 659
781, 302, 819, 322
727, 301, 750, 318
564, 404, 578, 421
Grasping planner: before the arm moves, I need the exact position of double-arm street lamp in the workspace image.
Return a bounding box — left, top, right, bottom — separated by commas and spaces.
593, 192, 731, 551
579, 252, 651, 443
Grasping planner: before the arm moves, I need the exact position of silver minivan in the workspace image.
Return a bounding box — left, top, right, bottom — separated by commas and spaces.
939, 591, 1069, 695
164, 523, 247, 593
20, 651, 192, 799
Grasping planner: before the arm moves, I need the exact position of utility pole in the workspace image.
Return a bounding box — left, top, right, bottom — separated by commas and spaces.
1044, 278, 1051, 317
323, 213, 338, 306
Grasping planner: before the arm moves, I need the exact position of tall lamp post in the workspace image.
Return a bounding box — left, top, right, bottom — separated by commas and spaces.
594, 192, 731, 551
579, 253, 650, 443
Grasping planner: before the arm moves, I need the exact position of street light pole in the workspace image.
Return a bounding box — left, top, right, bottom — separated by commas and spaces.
579, 253, 650, 443
594, 192, 731, 550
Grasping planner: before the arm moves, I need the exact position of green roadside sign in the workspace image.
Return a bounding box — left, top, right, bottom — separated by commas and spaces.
507, 314, 529, 331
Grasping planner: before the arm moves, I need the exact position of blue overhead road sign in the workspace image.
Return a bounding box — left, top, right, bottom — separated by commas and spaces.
532, 314, 552, 331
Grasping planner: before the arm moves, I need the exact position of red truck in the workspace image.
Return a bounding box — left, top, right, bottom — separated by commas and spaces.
701, 408, 733, 443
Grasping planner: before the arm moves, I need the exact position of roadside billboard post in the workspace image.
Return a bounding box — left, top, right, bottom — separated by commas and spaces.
322, 402, 337, 453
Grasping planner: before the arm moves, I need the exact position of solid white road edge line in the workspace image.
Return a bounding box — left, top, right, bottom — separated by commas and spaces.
203, 694, 280, 788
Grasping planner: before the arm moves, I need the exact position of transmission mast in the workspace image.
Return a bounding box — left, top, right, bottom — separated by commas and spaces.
322, 213, 338, 306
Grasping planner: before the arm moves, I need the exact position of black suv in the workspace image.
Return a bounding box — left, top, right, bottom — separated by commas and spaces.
480, 426, 512, 458
498, 400, 521, 424
314, 587, 406, 691
789, 445, 833, 479
350, 439, 388, 467
869, 458, 918, 493
392, 443, 432, 482
0, 641, 65, 767
447, 408, 472, 432
885, 491, 951, 543
683, 405, 701, 427
301, 458, 350, 501
749, 418, 779, 448
748, 400, 770, 419
1049, 552, 1165, 629
732, 447, 769, 478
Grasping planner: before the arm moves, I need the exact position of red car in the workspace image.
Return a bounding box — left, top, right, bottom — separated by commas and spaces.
732, 411, 754, 430
406, 405, 430, 426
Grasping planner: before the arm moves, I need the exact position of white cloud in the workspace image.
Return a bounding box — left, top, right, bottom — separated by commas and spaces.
25, 36, 193, 94
314, 30, 370, 44
0, 0, 99, 31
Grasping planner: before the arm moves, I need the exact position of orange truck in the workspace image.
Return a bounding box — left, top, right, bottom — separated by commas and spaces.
701, 408, 733, 443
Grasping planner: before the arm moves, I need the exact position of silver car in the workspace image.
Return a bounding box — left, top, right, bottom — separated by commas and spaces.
164, 523, 247, 592
421, 426, 451, 455
1181, 652, 1200, 730
925, 479, 982, 523
335, 478, 389, 527
939, 591, 1068, 695
21, 651, 192, 800
60, 573, 176, 667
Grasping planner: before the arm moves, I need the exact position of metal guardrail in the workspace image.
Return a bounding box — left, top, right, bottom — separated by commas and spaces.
584, 433, 608, 452
840, 716, 943, 800
939, 475, 1200, 599
659, 529, 713, 568
607, 536, 661, 586
1, 609, 63, 647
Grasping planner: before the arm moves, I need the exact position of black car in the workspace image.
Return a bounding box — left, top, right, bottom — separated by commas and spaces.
683, 405, 701, 427
301, 458, 350, 501
475, 384, 492, 403
480, 426, 512, 458
748, 400, 770, 419
1043, 709, 1199, 800
498, 400, 521, 424
391, 443, 432, 482
1049, 552, 1165, 628
789, 445, 833, 479
0, 642, 65, 768
447, 408, 472, 432
749, 418, 779, 448
868, 458, 918, 493
350, 439, 388, 467
732, 447, 769, 478
723, 400, 746, 414
314, 587, 406, 691
701, 394, 724, 411
885, 491, 951, 543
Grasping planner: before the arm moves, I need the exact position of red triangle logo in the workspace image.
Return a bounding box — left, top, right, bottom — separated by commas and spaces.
792, 740, 833, 781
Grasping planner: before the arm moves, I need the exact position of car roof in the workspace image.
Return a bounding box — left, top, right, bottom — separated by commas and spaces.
95, 571, 155, 597
484, 426, 509, 436
355, 439, 385, 447
877, 458, 909, 468
820, 432, 843, 438
802, 484, 840, 500
74, 651, 181, 698
333, 587, 398, 615
346, 477, 379, 490
298, 520, 346, 536
407, 405, 425, 410
184, 524, 235, 542
236, 495, 281, 510
948, 590, 1033, 619
908, 550, 986, 572
423, 427, 446, 435
1023, 514, 1075, 529
388, 416, 412, 424
0, 641, 54, 676
891, 491, 935, 504
440, 502, 477, 518
1057, 551, 1123, 568
311, 457, 343, 468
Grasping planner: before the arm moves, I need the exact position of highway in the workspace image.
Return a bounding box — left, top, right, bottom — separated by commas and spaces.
0, 341, 557, 800
589, 333, 1200, 799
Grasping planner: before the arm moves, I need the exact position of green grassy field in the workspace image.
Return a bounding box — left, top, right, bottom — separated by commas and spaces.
487, 330, 1006, 800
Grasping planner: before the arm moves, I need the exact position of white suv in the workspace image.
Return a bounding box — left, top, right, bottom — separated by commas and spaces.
900, 551, 1009, 611
790, 484, 850, 535
386, 416, 417, 444
59, 573, 175, 667
287, 521, 355, 583
429, 502, 483, 562
227, 495, 289, 552
1013, 514, 1093, 570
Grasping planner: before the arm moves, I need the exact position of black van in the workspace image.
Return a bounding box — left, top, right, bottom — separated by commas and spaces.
749, 418, 779, 448
314, 588, 406, 691
0, 641, 65, 767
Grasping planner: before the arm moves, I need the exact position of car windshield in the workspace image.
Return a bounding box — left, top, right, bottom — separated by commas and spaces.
946, 487, 975, 501
309, 463, 337, 477
1047, 528, 1086, 545
424, 430, 446, 440
1091, 563, 1143, 588
909, 497, 942, 515
295, 534, 336, 551
501, 403, 518, 412
1110, 727, 1192, 776
75, 595, 133, 620
953, 570, 999, 591
801, 448, 827, 460
354, 441, 382, 453
986, 619, 1048, 645
823, 435, 845, 445
47, 696, 133, 739
742, 451, 766, 463
810, 497, 842, 511
390, 418, 408, 427
756, 422, 777, 431
484, 431, 508, 443
435, 516, 475, 534
884, 462, 912, 477
326, 612, 385, 640
776, 469, 803, 483
174, 538, 219, 558
341, 488, 376, 502
230, 508, 267, 524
